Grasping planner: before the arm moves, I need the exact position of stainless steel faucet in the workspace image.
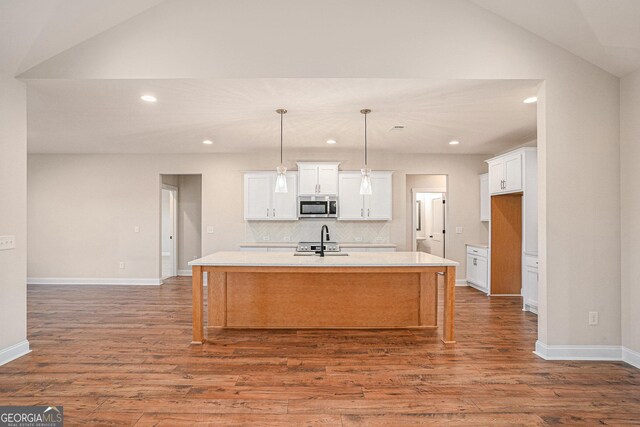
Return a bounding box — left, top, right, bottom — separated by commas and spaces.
319, 225, 330, 257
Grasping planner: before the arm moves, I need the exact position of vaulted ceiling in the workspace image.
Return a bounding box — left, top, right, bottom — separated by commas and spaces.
472, 0, 640, 77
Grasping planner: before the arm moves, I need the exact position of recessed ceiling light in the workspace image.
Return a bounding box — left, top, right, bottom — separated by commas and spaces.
449, 140, 460, 145
202, 140, 213, 145
523, 96, 537, 104
326, 139, 337, 145
140, 95, 157, 103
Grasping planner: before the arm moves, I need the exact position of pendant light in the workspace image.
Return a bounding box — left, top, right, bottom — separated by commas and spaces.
274, 108, 288, 193
359, 109, 372, 195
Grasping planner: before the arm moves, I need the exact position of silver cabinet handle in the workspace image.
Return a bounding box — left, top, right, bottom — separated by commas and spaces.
272, 208, 276, 217
473, 257, 477, 266
318, 184, 321, 193
361, 208, 364, 217
367, 208, 370, 217
266, 208, 269, 217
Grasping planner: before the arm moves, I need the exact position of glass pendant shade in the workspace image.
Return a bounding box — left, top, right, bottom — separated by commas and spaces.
275, 165, 288, 193
360, 168, 372, 195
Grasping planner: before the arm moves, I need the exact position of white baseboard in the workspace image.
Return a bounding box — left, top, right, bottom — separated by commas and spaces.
533, 340, 635, 365
0, 340, 30, 366
177, 269, 192, 276
27, 277, 162, 286
455, 280, 468, 286
623, 347, 640, 369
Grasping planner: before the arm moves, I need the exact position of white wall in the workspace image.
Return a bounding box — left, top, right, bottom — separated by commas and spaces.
19, 0, 623, 352
621, 69, 640, 360
0, 75, 29, 363
27, 151, 488, 282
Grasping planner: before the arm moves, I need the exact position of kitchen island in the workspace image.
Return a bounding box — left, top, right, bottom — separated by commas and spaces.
189, 251, 458, 344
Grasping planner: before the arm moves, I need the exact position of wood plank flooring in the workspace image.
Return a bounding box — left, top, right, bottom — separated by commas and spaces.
0, 277, 638, 426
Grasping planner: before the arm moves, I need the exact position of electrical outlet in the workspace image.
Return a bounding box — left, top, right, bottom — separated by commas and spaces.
375, 237, 384, 242
119, 262, 125, 269
134, 226, 140, 233
355, 236, 363, 242
0, 235, 16, 251
283, 236, 291, 242
589, 311, 598, 326
206, 226, 214, 234
456, 227, 463, 234
262, 235, 270, 241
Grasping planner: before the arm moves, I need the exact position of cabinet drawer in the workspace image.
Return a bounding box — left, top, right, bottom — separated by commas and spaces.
525, 255, 539, 268
466, 246, 488, 258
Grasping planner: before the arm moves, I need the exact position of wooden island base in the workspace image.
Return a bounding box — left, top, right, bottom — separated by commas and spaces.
192, 265, 456, 344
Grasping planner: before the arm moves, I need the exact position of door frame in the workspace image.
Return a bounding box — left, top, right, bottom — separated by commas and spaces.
411, 185, 448, 256
161, 184, 178, 279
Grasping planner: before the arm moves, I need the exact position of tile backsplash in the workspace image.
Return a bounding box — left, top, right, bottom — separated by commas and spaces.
245, 220, 390, 243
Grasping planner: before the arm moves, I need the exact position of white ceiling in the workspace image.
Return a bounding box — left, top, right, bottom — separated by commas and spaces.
27, 79, 538, 155
472, 0, 640, 77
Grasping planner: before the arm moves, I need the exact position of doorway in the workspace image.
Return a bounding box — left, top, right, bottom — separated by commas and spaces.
414, 192, 447, 257
408, 174, 448, 257
161, 185, 178, 279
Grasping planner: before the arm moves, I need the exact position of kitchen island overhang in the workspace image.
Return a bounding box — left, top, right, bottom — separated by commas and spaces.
189, 251, 458, 344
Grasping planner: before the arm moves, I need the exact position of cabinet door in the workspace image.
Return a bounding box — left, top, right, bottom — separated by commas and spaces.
338, 173, 364, 220
298, 164, 318, 195
488, 161, 505, 194
317, 164, 338, 195
480, 173, 490, 221
525, 267, 539, 308
364, 172, 392, 220
475, 256, 488, 290
504, 153, 522, 192
272, 172, 298, 220
244, 173, 271, 220
466, 254, 477, 284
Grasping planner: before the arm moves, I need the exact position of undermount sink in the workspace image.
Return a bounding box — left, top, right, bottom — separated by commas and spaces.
293, 252, 350, 257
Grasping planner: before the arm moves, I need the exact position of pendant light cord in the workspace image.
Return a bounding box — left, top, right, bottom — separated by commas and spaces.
280, 110, 283, 165
364, 112, 368, 167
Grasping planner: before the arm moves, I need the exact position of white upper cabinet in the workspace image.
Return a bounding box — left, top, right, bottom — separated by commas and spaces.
504, 153, 523, 192
486, 148, 531, 195
272, 173, 298, 219
244, 171, 298, 220
244, 173, 271, 220
480, 173, 490, 221
338, 171, 392, 220
338, 173, 364, 219
365, 172, 393, 220
297, 162, 339, 195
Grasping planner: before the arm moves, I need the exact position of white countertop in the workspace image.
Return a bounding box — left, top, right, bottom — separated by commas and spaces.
190, 251, 458, 267
239, 242, 397, 248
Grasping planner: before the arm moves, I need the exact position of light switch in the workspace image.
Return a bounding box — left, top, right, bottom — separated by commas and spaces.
206, 226, 214, 234
134, 226, 140, 233
0, 235, 16, 251
119, 262, 125, 269
455, 227, 463, 234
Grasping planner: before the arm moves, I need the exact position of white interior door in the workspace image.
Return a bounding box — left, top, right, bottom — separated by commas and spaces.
429, 197, 445, 257
161, 187, 178, 278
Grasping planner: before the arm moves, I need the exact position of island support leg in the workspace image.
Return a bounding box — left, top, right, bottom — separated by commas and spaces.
191, 265, 205, 344
442, 266, 456, 344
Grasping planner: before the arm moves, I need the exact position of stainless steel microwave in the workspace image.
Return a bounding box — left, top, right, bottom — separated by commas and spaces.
298, 196, 338, 218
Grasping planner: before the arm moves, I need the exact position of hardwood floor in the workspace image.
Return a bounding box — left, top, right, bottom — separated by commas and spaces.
1, 277, 639, 426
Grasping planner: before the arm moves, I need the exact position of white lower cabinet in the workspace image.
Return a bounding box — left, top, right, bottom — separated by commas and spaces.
466, 245, 488, 293
523, 254, 538, 314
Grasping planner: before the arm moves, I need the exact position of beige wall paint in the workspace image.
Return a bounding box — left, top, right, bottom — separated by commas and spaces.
19, 0, 623, 349
621, 69, 640, 355
0, 75, 28, 357
27, 151, 488, 282
177, 175, 202, 272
